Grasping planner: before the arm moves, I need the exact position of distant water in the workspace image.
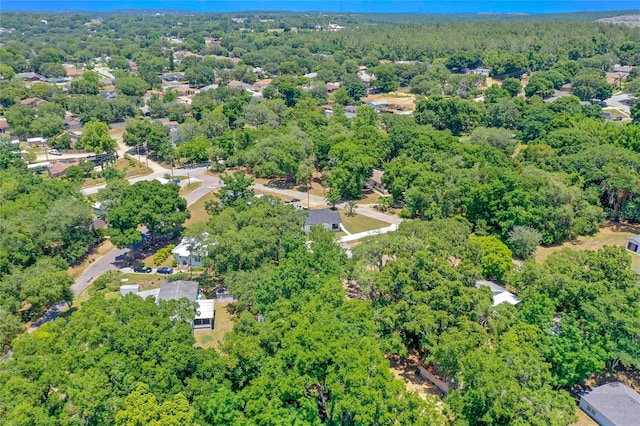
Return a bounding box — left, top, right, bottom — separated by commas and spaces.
3, 0, 640, 14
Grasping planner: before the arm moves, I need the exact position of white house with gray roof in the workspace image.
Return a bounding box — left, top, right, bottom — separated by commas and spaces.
579, 382, 640, 426
305, 208, 341, 232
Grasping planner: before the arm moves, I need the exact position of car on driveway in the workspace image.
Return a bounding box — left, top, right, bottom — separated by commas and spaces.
133, 265, 153, 273
49, 149, 62, 155
216, 287, 227, 294
157, 267, 174, 274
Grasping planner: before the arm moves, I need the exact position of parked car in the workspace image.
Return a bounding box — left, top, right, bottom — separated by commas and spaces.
133, 265, 152, 273
157, 267, 174, 274
216, 287, 227, 294
49, 149, 62, 155
171, 178, 180, 184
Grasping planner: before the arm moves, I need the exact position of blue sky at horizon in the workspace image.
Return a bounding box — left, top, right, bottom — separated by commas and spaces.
2, 0, 640, 14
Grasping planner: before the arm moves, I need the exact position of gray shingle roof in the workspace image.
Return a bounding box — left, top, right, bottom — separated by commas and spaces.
581, 382, 640, 426
306, 208, 341, 226
157, 280, 199, 302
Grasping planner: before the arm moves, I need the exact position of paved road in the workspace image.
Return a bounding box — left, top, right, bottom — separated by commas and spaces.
32, 161, 399, 331
606, 93, 634, 114
75, 166, 221, 299
252, 184, 402, 225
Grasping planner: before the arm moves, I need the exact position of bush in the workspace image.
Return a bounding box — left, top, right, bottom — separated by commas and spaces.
507, 226, 542, 260
154, 244, 176, 266
92, 270, 124, 292
168, 272, 188, 282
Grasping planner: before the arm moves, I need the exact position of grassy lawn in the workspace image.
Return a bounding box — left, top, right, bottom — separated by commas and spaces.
535, 221, 640, 268
194, 301, 235, 349
185, 190, 218, 225
570, 409, 597, 426
73, 272, 167, 308
338, 210, 391, 234
180, 181, 203, 196
82, 158, 151, 187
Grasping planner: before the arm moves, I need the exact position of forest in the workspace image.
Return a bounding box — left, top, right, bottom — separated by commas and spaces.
0, 10, 640, 425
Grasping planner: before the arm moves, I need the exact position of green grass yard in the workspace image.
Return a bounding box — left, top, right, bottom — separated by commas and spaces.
194, 301, 235, 349
338, 210, 390, 234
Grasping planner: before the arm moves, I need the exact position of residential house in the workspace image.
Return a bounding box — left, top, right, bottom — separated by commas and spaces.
162, 73, 185, 83
626, 235, 640, 254
126, 280, 215, 330
26, 137, 48, 147
470, 67, 491, 76
65, 68, 85, 78
0, 119, 9, 134
305, 208, 342, 232
367, 169, 388, 194
48, 161, 75, 178
613, 64, 633, 74
20, 97, 47, 108
227, 80, 253, 90
200, 84, 219, 92
474, 280, 521, 306
326, 83, 340, 93
579, 382, 640, 426
91, 218, 108, 232
171, 234, 212, 267
173, 86, 198, 96
367, 100, 388, 111
140, 106, 151, 117
163, 121, 180, 131
204, 37, 221, 46
15, 72, 44, 82
254, 78, 273, 90
64, 115, 82, 131
359, 72, 374, 87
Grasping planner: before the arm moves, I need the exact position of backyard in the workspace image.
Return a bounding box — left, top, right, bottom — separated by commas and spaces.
194, 301, 236, 349
534, 221, 640, 268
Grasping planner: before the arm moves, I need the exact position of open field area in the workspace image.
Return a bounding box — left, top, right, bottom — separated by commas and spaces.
534, 221, 640, 268
82, 157, 151, 187
363, 91, 419, 112
194, 301, 235, 350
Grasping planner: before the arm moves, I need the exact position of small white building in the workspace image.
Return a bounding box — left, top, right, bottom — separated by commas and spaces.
194, 299, 215, 330
474, 280, 520, 306
171, 234, 212, 267
305, 209, 342, 233
626, 235, 640, 254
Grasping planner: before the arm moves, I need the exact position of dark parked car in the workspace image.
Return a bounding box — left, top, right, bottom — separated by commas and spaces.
157, 267, 174, 274
133, 265, 152, 273
216, 287, 227, 294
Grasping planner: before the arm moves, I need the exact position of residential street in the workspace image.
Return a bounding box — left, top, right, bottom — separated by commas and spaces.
30, 145, 401, 332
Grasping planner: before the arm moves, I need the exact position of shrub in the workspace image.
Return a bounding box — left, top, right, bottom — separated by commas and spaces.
507, 226, 542, 259
154, 244, 176, 266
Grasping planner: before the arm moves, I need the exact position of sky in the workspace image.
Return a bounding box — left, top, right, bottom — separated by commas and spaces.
2, 0, 640, 14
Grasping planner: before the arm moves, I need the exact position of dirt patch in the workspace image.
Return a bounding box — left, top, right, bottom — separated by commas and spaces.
363, 92, 419, 112
534, 221, 640, 268
388, 352, 444, 401
67, 239, 115, 279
